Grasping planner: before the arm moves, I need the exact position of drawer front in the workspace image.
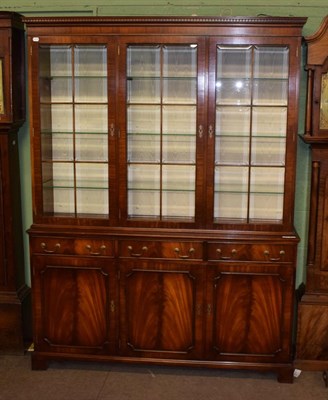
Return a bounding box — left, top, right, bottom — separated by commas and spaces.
207, 243, 294, 262
119, 240, 203, 260
207, 243, 250, 261
74, 239, 115, 257
162, 241, 203, 260
119, 240, 161, 258
30, 237, 74, 255
251, 244, 294, 262
30, 237, 114, 257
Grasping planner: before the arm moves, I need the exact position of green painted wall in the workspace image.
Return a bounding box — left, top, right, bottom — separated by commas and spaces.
1, 1, 328, 286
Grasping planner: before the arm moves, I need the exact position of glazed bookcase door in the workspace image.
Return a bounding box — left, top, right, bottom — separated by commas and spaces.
118, 37, 206, 227
30, 37, 117, 224
206, 38, 299, 229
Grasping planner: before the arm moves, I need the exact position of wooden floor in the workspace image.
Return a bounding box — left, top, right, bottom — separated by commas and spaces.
0, 352, 328, 400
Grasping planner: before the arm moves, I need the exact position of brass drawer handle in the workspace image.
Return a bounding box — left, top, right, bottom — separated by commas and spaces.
85, 244, 106, 256
264, 250, 285, 262
40, 242, 61, 254
174, 247, 195, 259
216, 248, 237, 260
127, 245, 148, 257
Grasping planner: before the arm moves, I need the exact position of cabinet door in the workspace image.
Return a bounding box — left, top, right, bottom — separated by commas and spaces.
0, 142, 5, 284
29, 36, 117, 224
119, 261, 204, 359
31, 255, 118, 354
206, 37, 300, 228
117, 36, 206, 227
205, 263, 294, 363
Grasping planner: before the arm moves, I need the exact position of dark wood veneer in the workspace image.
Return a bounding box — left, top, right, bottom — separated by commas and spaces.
25, 15, 306, 383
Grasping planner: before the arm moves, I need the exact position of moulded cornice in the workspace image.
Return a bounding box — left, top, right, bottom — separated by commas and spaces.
22, 15, 307, 27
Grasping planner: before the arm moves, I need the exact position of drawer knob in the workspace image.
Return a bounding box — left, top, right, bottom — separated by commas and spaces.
174, 247, 195, 259
40, 242, 61, 253
216, 248, 237, 260
85, 244, 106, 256
264, 250, 285, 262
127, 245, 148, 257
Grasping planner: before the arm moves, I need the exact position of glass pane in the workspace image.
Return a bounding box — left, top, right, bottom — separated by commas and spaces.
53, 188, 75, 214
162, 165, 195, 191
214, 166, 249, 219
162, 135, 195, 163
39, 45, 72, 77
74, 46, 107, 77
216, 136, 249, 165
40, 77, 72, 103
217, 46, 252, 78
163, 105, 196, 135
163, 45, 197, 78
214, 192, 248, 220
75, 104, 107, 133
45, 162, 75, 214
250, 163, 285, 221
75, 134, 108, 162
250, 193, 284, 220
163, 78, 196, 104
128, 165, 160, 217
128, 190, 160, 217
75, 77, 107, 103
253, 79, 288, 105
252, 107, 287, 137
216, 79, 251, 105
127, 46, 160, 77
76, 163, 108, 189
41, 133, 73, 161
128, 105, 161, 134
127, 77, 161, 104
128, 165, 160, 191
215, 166, 249, 193
162, 165, 195, 218
128, 134, 160, 162
162, 191, 195, 218
250, 166, 285, 194
41, 104, 73, 133
162, 105, 196, 161
320, 72, 328, 129
254, 46, 289, 79
251, 137, 286, 166
216, 106, 251, 136
76, 189, 108, 214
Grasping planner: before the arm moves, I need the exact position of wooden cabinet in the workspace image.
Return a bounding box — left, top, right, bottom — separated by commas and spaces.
0, 12, 30, 354
296, 15, 328, 373
24, 16, 306, 381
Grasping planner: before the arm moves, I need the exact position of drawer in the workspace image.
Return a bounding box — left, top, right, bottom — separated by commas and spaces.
30, 237, 114, 257
74, 239, 114, 257
250, 244, 294, 262
162, 241, 203, 260
119, 240, 161, 258
119, 240, 203, 260
207, 243, 294, 262
207, 243, 250, 261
